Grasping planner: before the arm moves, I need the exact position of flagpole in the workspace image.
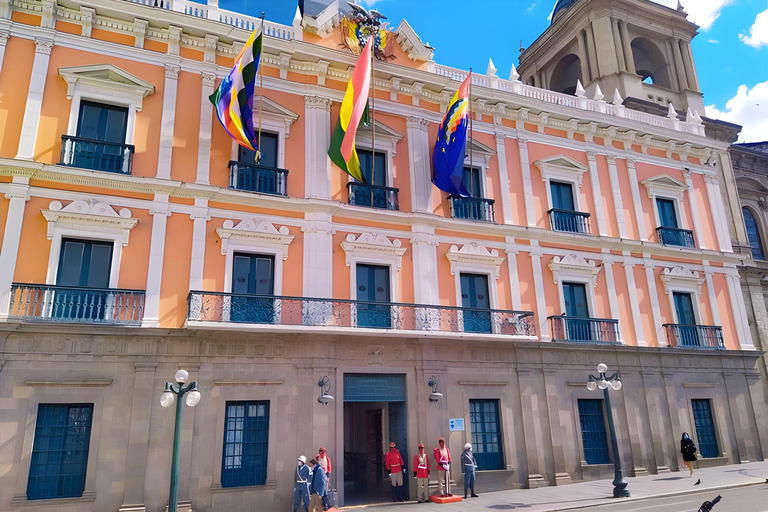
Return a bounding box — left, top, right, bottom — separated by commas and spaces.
257, 11, 265, 164
469, 69, 473, 187
370, 36, 375, 185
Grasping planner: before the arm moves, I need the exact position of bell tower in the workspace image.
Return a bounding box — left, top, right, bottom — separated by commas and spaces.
518, 0, 705, 116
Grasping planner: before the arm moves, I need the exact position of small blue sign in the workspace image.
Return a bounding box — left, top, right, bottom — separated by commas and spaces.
449, 418, 464, 431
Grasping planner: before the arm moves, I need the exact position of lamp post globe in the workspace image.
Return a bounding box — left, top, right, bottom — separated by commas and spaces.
160, 390, 175, 408
175, 369, 189, 384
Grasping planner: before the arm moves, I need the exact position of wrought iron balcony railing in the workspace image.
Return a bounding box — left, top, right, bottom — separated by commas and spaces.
229, 161, 288, 196
8, 283, 145, 325
346, 182, 399, 210
656, 227, 695, 248
188, 291, 536, 336
548, 208, 591, 234
549, 316, 620, 343
449, 196, 495, 222
60, 135, 134, 174
663, 324, 724, 349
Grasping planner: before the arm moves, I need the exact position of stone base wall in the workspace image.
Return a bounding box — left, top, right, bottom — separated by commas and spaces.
0, 324, 765, 511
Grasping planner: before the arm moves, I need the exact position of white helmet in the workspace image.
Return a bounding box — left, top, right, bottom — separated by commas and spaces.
464, 443, 472, 450
298, 455, 307, 464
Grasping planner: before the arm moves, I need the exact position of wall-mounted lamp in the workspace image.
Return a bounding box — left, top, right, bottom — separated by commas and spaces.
428, 375, 443, 402
317, 376, 334, 405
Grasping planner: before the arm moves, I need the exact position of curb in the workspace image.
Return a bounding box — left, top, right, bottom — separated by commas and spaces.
547, 479, 768, 511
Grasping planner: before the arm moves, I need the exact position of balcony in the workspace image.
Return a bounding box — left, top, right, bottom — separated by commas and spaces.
449, 196, 495, 222
8, 283, 145, 325
347, 182, 399, 210
229, 161, 288, 196
548, 209, 591, 234
656, 227, 695, 248
663, 324, 724, 349
60, 135, 134, 174
188, 292, 536, 336
549, 316, 620, 343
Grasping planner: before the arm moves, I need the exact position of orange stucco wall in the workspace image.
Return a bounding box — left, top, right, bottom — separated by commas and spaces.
171, 71, 202, 184
14, 198, 53, 283
0, 38, 35, 158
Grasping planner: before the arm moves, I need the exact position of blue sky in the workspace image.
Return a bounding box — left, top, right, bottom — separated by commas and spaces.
216, 0, 768, 141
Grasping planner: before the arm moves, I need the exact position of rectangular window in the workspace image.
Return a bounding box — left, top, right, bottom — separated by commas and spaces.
222, 401, 270, 488
27, 404, 94, 500
238, 132, 279, 169
469, 399, 503, 470
691, 399, 719, 458
550, 180, 575, 211
54, 239, 114, 322
462, 167, 482, 198
563, 282, 592, 341
230, 253, 275, 324
77, 101, 128, 143
357, 149, 387, 186
656, 198, 679, 228
577, 399, 610, 465
460, 273, 491, 333
356, 264, 391, 328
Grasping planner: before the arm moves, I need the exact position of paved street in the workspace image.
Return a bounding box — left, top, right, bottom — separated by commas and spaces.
341, 461, 768, 511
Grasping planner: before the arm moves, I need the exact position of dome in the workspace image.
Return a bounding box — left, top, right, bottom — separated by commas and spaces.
551, 0, 580, 23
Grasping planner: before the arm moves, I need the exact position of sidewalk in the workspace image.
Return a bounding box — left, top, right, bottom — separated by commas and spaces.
341, 461, 768, 511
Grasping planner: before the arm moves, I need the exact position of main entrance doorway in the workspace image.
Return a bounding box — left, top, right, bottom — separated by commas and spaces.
343, 374, 408, 506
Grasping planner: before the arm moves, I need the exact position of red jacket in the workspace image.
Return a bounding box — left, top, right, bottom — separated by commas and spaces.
434, 446, 451, 470
413, 452, 430, 478
384, 449, 404, 471
315, 453, 331, 474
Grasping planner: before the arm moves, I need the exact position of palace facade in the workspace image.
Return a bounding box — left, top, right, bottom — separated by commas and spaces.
0, 0, 765, 510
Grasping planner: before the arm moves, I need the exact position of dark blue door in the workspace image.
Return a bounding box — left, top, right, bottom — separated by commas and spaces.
221, 401, 270, 488
550, 181, 578, 231
460, 273, 491, 333
231, 253, 274, 323
563, 282, 591, 341
356, 264, 391, 328
691, 399, 719, 458
673, 292, 699, 347
469, 399, 503, 470
354, 149, 388, 208
75, 101, 128, 173
656, 198, 678, 228
578, 399, 610, 464
462, 167, 482, 198
55, 239, 113, 321
237, 132, 279, 194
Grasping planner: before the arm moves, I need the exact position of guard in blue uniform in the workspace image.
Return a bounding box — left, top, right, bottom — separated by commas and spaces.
293, 455, 312, 512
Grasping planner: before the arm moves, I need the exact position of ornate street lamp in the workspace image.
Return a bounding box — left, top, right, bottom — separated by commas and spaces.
317, 375, 334, 405
428, 375, 443, 402
160, 369, 202, 512
586, 363, 630, 498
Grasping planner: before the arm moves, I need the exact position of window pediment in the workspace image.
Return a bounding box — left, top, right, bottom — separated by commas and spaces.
216, 218, 295, 259
41, 200, 138, 246
641, 174, 687, 201
660, 265, 704, 297
255, 95, 300, 137
535, 155, 589, 186
357, 120, 404, 156
446, 243, 505, 278
465, 138, 496, 169
548, 254, 601, 287
341, 233, 407, 270
58, 64, 155, 111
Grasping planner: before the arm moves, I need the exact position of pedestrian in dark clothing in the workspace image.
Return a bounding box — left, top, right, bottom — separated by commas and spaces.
293, 456, 312, 512
461, 443, 479, 498
308, 459, 327, 512
681, 432, 697, 477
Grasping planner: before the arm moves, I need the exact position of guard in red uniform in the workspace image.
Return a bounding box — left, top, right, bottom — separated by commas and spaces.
434, 438, 451, 497
413, 443, 430, 502
384, 441, 406, 502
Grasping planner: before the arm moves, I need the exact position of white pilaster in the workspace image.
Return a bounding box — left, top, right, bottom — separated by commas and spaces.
142, 195, 171, 326
602, 252, 622, 341
702, 264, 721, 327
530, 243, 550, 341
626, 158, 648, 241
411, 224, 439, 304
495, 132, 514, 224
156, 63, 180, 180
406, 116, 432, 213
0, 32, 10, 76
606, 155, 628, 238
683, 169, 706, 250
725, 269, 755, 350
505, 237, 522, 311
586, 151, 608, 236
704, 173, 732, 252
304, 96, 332, 200
622, 257, 646, 346
16, 38, 53, 159
189, 199, 210, 291
0, 178, 30, 319
518, 137, 536, 227
196, 71, 216, 185
643, 258, 665, 346
302, 211, 334, 297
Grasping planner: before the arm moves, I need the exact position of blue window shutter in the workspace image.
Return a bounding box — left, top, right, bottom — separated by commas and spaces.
221, 401, 270, 487
578, 399, 610, 465
469, 399, 504, 470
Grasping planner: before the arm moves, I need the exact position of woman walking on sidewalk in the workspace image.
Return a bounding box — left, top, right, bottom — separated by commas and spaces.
681, 432, 697, 477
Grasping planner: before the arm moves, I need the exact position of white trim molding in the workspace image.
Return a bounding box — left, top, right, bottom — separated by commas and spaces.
254, 95, 300, 138
641, 174, 688, 202
446, 243, 505, 279
660, 265, 705, 298
534, 155, 589, 187
341, 233, 407, 271
59, 64, 155, 111
42, 200, 138, 246
216, 218, 295, 260
548, 254, 602, 287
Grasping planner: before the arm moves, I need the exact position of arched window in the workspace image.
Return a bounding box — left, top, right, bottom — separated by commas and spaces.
631, 37, 672, 89
743, 207, 765, 260
549, 54, 582, 95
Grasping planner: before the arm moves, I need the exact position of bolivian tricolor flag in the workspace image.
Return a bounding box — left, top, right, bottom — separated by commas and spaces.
328, 36, 373, 183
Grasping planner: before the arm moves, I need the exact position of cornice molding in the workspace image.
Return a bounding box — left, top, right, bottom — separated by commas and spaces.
216, 218, 295, 259
548, 253, 602, 287
341, 233, 408, 270
446, 243, 505, 278
42, 199, 138, 246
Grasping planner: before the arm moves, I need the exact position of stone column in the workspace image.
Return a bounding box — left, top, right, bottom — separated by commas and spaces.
643, 258, 665, 346
680, 39, 699, 92
506, 237, 523, 311
517, 137, 537, 227
586, 26, 601, 77
602, 253, 622, 341
611, 18, 626, 72
196, 71, 217, 185
716, 152, 746, 250
302, 211, 334, 298
586, 152, 608, 236
591, 17, 620, 76
671, 38, 689, 91
494, 132, 515, 224
622, 257, 647, 346
576, 30, 591, 83
517, 369, 549, 487
530, 244, 550, 341
626, 158, 648, 241
606, 155, 628, 238
406, 116, 432, 213
411, 224, 439, 305
704, 173, 732, 252
142, 196, 171, 327
543, 370, 571, 485
304, 96, 333, 199
119, 361, 158, 512
16, 38, 53, 159
640, 369, 671, 472
188, 199, 210, 291
619, 20, 636, 75
726, 270, 756, 350
0, 179, 30, 319
156, 64, 180, 179
683, 169, 706, 250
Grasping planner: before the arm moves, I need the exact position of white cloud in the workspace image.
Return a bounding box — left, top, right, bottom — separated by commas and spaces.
526, 3, 537, 13
649, 0, 733, 30
361, 0, 384, 6
740, 9, 768, 48
707, 39, 719, 44
706, 81, 768, 143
